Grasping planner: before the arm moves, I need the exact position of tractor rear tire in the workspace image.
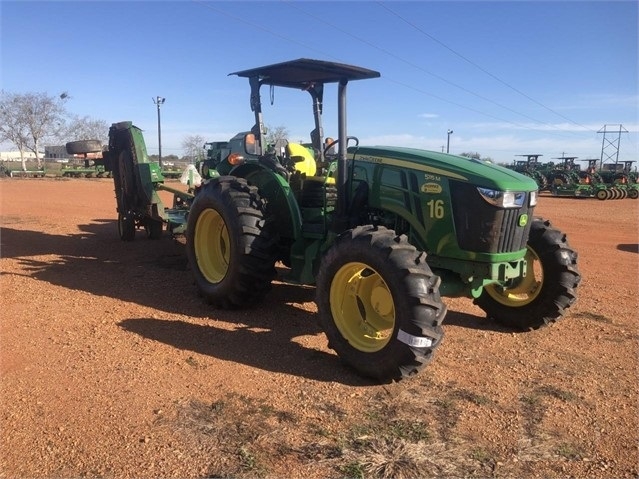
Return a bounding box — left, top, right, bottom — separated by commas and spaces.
316, 225, 446, 383
474, 218, 580, 330
186, 176, 277, 309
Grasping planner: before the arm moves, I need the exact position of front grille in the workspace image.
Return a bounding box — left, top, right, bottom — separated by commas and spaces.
450, 181, 533, 253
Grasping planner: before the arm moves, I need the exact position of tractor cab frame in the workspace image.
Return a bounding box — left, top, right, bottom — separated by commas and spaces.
231, 59, 380, 232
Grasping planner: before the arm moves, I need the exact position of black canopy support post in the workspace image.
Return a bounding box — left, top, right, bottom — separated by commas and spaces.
306, 83, 325, 162
249, 75, 266, 156
334, 78, 349, 232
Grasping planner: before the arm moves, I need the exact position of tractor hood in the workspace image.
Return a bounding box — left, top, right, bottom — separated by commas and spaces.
349, 146, 539, 192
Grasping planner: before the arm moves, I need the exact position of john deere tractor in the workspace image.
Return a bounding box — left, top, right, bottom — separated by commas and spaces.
102, 59, 580, 382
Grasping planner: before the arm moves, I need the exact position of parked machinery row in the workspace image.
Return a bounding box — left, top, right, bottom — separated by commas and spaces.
507, 155, 638, 200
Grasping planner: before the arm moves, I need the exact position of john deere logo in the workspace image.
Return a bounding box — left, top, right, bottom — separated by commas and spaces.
518, 214, 528, 227
421, 182, 442, 194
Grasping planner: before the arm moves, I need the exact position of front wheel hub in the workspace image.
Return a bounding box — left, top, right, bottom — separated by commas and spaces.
330, 262, 395, 352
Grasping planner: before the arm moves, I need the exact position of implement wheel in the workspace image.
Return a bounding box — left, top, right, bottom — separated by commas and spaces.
595, 189, 608, 201
66, 140, 102, 155
474, 218, 581, 330
316, 225, 446, 382
118, 212, 135, 241
145, 219, 163, 239
186, 176, 277, 308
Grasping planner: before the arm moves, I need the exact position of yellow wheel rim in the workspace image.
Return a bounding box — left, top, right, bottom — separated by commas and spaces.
329, 262, 395, 352
484, 247, 542, 307
194, 208, 230, 283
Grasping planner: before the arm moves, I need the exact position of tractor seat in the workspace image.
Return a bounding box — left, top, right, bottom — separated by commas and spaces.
286, 143, 317, 177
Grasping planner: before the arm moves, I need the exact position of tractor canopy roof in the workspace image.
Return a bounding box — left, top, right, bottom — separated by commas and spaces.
229, 58, 380, 87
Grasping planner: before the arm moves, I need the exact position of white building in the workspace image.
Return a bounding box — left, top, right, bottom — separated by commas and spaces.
0, 151, 42, 162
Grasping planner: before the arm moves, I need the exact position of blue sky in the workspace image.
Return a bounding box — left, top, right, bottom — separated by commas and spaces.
1, 0, 637, 165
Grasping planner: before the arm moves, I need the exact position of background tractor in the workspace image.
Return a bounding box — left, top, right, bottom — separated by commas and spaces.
507, 154, 549, 191
99, 59, 581, 382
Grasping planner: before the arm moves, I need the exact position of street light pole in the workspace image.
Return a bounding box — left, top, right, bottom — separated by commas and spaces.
153, 96, 166, 167
446, 129, 453, 154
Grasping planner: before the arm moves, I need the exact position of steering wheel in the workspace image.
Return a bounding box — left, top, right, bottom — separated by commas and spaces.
324, 136, 359, 157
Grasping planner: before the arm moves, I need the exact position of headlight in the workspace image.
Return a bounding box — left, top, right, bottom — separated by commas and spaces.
477, 187, 526, 208
529, 190, 538, 206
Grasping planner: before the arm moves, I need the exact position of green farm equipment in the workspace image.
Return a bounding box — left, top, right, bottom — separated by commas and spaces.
60, 163, 110, 178
101, 59, 581, 382
160, 165, 184, 179
507, 154, 549, 191
545, 156, 604, 198
596, 161, 639, 200
63, 140, 112, 178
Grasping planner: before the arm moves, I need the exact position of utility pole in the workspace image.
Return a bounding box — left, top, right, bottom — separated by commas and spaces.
446, 129, 453, 154
598, 124, 627, 171
153, 96, 166, 167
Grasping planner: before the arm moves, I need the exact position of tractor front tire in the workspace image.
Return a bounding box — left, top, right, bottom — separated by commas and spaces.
186, 176, 276, 309
316, 225, 446, 383
474, 218, 580, 330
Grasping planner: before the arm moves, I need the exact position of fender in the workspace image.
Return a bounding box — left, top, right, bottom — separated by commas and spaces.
230, 162, 302, 241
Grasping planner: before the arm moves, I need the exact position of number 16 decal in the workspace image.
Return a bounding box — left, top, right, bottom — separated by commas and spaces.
426, 199, 445, 219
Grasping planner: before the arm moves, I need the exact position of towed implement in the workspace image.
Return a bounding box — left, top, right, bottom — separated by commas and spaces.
101, 59, 581, 382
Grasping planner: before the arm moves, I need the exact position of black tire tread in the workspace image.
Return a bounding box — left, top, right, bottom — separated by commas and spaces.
316, 225, 446, 382
66, 139, 102, 154
186, 176, 277, 309
474, 218, 581, 330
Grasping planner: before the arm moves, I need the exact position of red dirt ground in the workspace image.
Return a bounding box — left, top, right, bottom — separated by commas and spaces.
1, 177, 637, 478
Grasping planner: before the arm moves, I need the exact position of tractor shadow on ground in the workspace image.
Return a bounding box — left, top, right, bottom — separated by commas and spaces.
442, 310, 515, 333
2, 221, 521, 382
0, 222, 369, 384
118, 317, 371, 386
617, 243, 638, 254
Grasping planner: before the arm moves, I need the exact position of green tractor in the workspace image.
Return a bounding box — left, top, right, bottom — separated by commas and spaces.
507, 154, 549, 191
102, 59, 581, 382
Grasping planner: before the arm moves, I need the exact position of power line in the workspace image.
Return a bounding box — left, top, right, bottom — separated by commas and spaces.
377, 1, 597, 133
282, 0, 585, 137
193, 0, 591, 139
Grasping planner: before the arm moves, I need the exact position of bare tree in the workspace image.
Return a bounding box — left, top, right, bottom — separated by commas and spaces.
0, 91, 69, 167
460, 151, 494, 163
265, 125, 289, 148
0, 93, 31, 171
181, 134, 206, 163
65, 115, 109, 145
